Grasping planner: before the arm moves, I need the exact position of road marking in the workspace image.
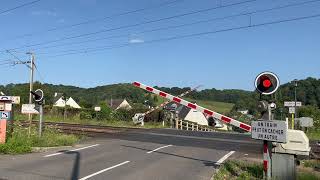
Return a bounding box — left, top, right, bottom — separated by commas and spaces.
147, 144, 172, 154
215, 151, 235, 165
44, 144, 100, 157
138, 132, 259, 144
79, 161, 130, 180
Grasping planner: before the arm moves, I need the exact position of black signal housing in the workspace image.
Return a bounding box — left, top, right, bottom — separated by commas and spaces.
255, 72, 280, 95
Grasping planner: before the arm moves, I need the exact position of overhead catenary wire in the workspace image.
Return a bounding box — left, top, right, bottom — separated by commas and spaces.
6, 50, 32, 69
39, 12, 320, 58
6, 0, 185, 40
3, 0, 259, 52
0, 0, 42, 15
31, 0, 320, 52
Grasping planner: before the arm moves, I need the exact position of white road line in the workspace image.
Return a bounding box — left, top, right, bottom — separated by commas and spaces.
79, 161, 130, 180
44, 144, 100, 157
147, 144, 173, 154
215, 151, 235, 165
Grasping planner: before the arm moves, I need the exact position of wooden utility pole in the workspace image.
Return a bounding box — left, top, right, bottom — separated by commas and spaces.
27, 52, 35, 135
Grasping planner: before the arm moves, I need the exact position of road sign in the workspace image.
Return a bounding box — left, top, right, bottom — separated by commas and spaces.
0, 111, 10, 120
5, 103, 12, 111
0, 96, 11, 101
251, 120, 287, 143
94, 107, 101, 112
11, 96, 20, 104
289, 107, 295, 114
21, 104, 39, 114
0, 102, 4, 111
284, 101, 302, 107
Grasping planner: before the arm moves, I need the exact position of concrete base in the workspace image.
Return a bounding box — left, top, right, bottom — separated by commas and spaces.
272, 153, 296, 180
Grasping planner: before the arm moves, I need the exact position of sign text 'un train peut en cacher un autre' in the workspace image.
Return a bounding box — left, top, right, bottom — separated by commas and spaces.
251, 120, 287, 143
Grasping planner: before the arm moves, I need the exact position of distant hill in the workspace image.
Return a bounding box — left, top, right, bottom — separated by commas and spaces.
1, 77, 319, 115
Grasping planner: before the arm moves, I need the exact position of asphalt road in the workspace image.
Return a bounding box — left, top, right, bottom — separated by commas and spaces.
0, 128, 262, 180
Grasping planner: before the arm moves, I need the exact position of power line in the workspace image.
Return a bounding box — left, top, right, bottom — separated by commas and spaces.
6, 50, 31, 69
7, 0, 185, 40
39, 13, 320, 58
35, 0, 320, 54
0, 0, 42, 15
33, 62, 45, 82
4, 0, 259, 51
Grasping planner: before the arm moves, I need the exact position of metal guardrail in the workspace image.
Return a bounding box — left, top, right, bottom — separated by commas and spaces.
175, 119, 215, 132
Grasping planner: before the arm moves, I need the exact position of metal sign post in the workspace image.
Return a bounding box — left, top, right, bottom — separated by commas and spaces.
285, 101, 302, 130
254, 72, 281, 179
0, 96, 12, 144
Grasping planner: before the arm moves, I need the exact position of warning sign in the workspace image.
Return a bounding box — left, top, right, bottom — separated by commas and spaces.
251, 120, 287, 143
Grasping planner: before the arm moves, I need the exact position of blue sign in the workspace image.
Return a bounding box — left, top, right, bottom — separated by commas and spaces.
0, 111, 10, 120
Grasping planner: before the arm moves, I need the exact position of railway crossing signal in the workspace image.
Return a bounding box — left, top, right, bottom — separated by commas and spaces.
30, 89, 45, 137
255, 71, 280, 95
31, 89, 44, 104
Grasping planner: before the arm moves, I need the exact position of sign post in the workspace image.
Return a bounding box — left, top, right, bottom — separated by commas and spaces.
30, 89, 44, 137
0, 96, 12, 144
284, 101, 302, 129
254, 72, 280, 179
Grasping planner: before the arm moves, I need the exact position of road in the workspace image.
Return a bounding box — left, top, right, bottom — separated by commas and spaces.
0, 128, 262, 180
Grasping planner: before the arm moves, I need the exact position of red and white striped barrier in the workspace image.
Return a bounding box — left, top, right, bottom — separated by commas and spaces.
133, 81, 251, 132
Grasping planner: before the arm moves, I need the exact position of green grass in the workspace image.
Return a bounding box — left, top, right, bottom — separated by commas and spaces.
155, 96, 234, 114
0, 124, 81, 154
297, 172, 319, 180
306, 129, 320, 141
213, 160, 320, 180
212, 160, 263, 180
185, 98, 234, 114
301, 160, 320, 169
15, 113, 169, 129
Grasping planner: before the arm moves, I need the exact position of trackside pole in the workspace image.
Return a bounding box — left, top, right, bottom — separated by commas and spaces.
132, 81, 251, 132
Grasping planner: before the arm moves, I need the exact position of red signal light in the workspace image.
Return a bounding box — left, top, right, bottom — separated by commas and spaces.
255, 72, 279, 95
262, 79, 272, 88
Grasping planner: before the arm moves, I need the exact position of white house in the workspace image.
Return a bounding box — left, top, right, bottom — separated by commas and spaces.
53, 93, 81, 109
107, 99, 132, 110
165, 102, 208, 126
238, 109, 249, 115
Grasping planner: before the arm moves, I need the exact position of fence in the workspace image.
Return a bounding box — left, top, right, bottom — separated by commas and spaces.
175, 119, 215, 132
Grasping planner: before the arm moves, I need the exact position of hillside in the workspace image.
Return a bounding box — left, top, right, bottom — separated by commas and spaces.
1, 77, 319, 114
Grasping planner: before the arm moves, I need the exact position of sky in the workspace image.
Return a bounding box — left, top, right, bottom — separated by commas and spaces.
0, 0, 319, 91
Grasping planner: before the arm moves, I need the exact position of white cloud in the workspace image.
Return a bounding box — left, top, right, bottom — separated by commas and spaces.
129, 38, 144, 44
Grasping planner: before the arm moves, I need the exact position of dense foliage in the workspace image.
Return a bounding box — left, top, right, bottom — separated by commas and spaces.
1, 77, 319, 127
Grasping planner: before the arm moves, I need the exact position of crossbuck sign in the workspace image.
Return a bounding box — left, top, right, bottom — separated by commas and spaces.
251, 120, 287, 143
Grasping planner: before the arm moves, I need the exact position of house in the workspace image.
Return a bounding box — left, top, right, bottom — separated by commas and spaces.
107, 99, 132, 110
53, 93, 81, 109
165, 102, 208, 126
237, 109, 249, 115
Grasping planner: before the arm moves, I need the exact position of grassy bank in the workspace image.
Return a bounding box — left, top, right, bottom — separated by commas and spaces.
213, 160, 320, 180
306, 129, 320, 141
0, 124, 81, 154
15, 113, 169, 129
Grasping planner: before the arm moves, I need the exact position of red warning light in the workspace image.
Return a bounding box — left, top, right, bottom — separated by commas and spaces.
255, 72, 280, 95
263, 79, 272, 88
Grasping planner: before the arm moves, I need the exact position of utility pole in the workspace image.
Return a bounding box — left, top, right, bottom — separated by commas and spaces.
27, 52, 35, 135
293, 79, 298, 129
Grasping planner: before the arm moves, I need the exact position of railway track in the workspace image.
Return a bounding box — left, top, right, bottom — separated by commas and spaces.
17, 121, 141, 135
